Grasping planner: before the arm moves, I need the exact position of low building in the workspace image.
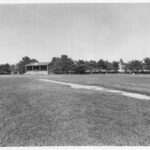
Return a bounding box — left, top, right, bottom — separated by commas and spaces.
25, 62, 51, 75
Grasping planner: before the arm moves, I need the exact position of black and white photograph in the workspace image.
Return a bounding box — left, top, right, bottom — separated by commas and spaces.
0, 1, 150, 147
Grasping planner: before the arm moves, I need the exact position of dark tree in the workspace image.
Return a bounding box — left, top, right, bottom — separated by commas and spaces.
105, 61, 113, 73
0, 63, 11, 74
60, 55, 75, 74
112, 61, 119, 72
97, 59, 106, 70
143, 57, 150, 70
49, 57, 62, 74
49, 55, 75, 74
86, 60, 97, 73
97, 59, 112, 74
128, 60, 143, 73
74, 60, 86, 74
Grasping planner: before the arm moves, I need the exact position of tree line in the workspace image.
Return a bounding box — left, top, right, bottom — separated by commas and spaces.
49, 55, 150, 74
0, 55, 150, 74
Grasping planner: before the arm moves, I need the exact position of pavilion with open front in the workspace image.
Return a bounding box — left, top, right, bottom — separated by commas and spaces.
25, 62, 51, 75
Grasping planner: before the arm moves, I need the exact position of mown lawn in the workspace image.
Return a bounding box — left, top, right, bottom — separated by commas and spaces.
0, 75, 150, 146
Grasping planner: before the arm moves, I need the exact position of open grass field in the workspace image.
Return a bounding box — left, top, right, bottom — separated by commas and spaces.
1, 74, 150, 146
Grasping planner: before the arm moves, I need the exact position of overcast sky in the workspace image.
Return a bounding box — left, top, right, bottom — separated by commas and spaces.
0, 3, 150, 64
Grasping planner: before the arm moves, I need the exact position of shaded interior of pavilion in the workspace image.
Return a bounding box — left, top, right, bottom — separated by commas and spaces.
26, 65, 48, 71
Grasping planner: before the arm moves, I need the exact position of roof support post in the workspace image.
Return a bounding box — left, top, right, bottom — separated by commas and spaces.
47, 65, 48, 74
25, 66, 27, 72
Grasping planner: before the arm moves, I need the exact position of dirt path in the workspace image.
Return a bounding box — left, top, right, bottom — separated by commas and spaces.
39, 79, 150, 100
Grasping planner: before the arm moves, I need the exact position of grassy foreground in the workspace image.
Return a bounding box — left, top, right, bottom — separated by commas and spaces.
0, 75, 150, 145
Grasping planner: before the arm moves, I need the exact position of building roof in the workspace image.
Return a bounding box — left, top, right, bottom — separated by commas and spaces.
25, 62, 50, 66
